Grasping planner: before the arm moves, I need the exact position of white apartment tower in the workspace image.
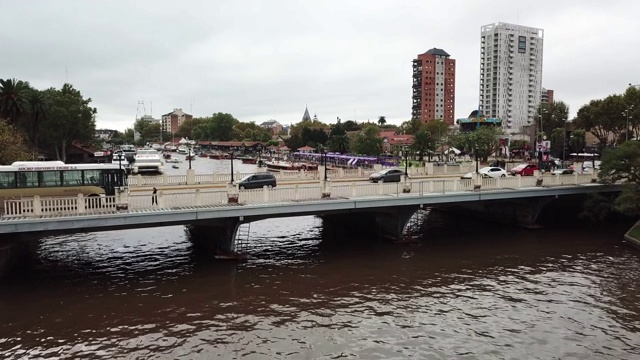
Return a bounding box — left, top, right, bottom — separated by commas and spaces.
479, 22, 544, 133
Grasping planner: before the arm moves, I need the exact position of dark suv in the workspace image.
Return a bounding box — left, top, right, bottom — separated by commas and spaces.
237, 173, 277, 190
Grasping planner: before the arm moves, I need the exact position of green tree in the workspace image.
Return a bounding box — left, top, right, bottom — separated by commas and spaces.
454, 126, 502, 163
378, 116, 387, 126
595, 140, 640, 216
207, 112, 239, 141
399, 118, 422, 135
569, 129, 586, 153
574, 95, 629, 147
0, 78, 30, 125
550, 127, 566, 158
342, 120, 360, 132
411, 127, 435, 161
328, 134, 350, 153
40, 83, 96, 161
0, 121, 36, 163
351, 124, 382, 155
24, 89, 49, 149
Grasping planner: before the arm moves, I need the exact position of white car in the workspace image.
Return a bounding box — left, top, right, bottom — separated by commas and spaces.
461, 166, 508, 179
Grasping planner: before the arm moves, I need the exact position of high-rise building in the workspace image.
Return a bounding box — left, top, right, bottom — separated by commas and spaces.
412, 48, 456, 125
479, 22, 544, 133
541, 88, 554, 104
161, 108, 193, 135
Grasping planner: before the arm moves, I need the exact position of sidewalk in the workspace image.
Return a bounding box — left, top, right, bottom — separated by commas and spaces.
128, 173, 461, 192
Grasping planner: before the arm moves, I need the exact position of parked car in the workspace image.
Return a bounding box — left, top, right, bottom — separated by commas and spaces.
551, 168, 574, 175
236, 173, 277, 190
510, 163, 539, 176
368, 169, 404, 183
461, 166, 508, 179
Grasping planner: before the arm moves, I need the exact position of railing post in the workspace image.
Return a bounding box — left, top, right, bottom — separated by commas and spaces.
574, 172, 579, 185
186, 169, 195, 185
517, 175, 522, 188
339, 168, 345, 179
263, 185, 270, 202
351, 182, 357, 197
378, 180, 384, 195
295, 184, 300, 200
195, 189, 202, 206
444, 164, 448, 174
137, 174, 143, 186
428, 180, 435, 193
452, 179, 458, 192
77, 194, 85, 214
322, 179, 331, 198
33, 195, 42, 216
163, 174, 168, 185
497, 177, 502, 189
158, 190, 165, 207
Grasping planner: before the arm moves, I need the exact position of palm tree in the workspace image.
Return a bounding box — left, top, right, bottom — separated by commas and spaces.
0, 78, 30, 124
378, 116, 387, 126
329, 134, 350, 153
411, 129, 435, 161
25, 89, 49, 148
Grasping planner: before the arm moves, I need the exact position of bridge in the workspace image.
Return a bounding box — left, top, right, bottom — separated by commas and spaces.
0, 171, 622, 258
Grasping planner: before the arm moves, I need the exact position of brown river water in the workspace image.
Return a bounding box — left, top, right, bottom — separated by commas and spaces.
1, 158, 639, 359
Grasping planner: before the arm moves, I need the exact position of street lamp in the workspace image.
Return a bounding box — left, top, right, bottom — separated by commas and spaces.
229, 150, 235, 183
403, 146, 409, 177
623, 105, 634, 142
323, 149, 328, 181
187, 144, 192, 170
474, 143, 479, 174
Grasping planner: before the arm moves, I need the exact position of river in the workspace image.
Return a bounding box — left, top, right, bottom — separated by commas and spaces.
0, 156, 639, 359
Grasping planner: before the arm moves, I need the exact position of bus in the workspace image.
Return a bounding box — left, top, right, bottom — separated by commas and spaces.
0, 161, 128, 208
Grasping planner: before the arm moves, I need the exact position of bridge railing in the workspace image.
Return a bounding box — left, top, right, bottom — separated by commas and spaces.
3, 174, 599, 218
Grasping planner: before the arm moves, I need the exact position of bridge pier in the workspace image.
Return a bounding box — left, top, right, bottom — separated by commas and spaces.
321, 207, 420, 242
186, 218, 241, 255
440, 197, 554, 228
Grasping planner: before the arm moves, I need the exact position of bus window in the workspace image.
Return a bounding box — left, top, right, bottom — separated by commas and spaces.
63, 170, 83, 186
0, 172, 16, 188
83, 169, 102, 186
40, 171, 62, 187
17, 172, 39, 188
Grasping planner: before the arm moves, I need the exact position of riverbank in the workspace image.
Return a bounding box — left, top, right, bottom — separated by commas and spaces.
624, 220, 640, 249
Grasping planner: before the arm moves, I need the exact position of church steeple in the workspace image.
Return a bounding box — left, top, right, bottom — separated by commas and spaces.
302, 105, 311, 122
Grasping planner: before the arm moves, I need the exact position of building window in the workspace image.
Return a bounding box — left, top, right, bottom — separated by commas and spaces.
518, 36, 526, 53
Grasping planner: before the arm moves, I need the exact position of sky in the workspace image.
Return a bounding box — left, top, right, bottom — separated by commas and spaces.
2, 0, 638, 132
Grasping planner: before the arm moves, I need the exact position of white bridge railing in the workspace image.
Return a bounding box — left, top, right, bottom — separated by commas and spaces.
2, 173, 599, 218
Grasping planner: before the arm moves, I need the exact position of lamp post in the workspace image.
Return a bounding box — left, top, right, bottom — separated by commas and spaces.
323, 149, 328, 181
474, 143, 479, 174
229, 151, 234, 183
403, 146, 409, 177
623, 105, 634, 142
187, 144, 192, 170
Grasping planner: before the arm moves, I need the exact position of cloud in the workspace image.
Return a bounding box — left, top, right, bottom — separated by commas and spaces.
1, 0, 638, 131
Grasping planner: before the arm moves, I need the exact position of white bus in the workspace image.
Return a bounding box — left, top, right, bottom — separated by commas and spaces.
0, 161, 127, 210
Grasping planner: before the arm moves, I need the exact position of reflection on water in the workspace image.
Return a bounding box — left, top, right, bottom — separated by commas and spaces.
0, 206, 639, 359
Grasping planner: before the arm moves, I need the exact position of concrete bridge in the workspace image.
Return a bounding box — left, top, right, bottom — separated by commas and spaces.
0, 172, 622, 258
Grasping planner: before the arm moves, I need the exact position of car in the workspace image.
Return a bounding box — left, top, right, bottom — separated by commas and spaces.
510, 163, 539, 176
551, 168, 574, 175
368, 169, 404, 183
461, 166, 508, 179
236, 173, 277, 190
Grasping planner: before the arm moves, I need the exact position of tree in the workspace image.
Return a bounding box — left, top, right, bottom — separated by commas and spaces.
569, 129, 586, 154
550, 127, 565, 158
207, 112, 238, 141
328, 134, 350, 153
0, 78, 30, 125
453, 126, 502, 163
399, 118, 422, 135
0, 121, 36, 163
595, 141, 640, 216
537, 101, 570, 133
40, 84, 96, 161
25, 89, 49, 149
378, 116, 387, 126
342, 120, 360, 132
574, 96, 627, 147
351, 124, 382, 155
411, 127, 435, 161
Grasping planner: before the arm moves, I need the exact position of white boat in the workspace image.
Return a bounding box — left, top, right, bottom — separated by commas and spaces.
132, 149, 164, 174
177, 146, 189, 155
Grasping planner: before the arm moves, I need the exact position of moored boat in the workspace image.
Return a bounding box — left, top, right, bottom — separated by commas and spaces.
265, 161, 318, 172
238, 156, 258, 164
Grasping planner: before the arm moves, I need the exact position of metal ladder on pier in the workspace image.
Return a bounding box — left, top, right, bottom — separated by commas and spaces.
234, 223, 251, 256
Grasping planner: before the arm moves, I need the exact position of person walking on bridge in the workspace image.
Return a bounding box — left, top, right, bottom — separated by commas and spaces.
152, 187, 158, 206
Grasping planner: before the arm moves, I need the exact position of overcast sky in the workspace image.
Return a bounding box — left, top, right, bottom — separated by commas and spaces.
2, 0, 638, 131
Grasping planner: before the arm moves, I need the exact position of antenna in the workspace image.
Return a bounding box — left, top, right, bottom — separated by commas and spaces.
136, 101, 146, 120
65, 66, 68, 83
190, 98, 193, 114
150, 101, 153, 116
